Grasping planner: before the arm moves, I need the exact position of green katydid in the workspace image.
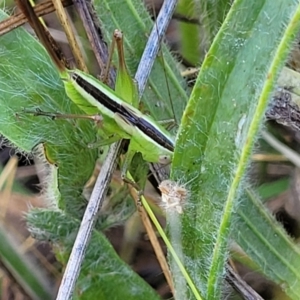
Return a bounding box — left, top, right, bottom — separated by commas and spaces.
17, 0, 174, 176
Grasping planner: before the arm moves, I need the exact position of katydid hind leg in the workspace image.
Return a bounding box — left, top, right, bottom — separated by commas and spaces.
114, 30, 139, 108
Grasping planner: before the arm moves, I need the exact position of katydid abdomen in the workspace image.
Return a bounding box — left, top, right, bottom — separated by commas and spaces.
67, 69, 174, 163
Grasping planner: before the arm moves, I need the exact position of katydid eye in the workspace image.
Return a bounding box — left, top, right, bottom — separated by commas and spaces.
159, 155, 171, 164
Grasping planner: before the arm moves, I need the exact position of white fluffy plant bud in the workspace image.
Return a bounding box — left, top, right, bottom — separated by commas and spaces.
158, 180, 189, 214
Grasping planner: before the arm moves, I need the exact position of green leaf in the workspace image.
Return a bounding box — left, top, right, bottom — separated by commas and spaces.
257, 177, 290, 200
27, 209, 160, 300
0, 10, 98, 216
234, 189, 300, 299
176, 0, 231, 65
176, 0, 202, 66
170, 0, 300, 298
